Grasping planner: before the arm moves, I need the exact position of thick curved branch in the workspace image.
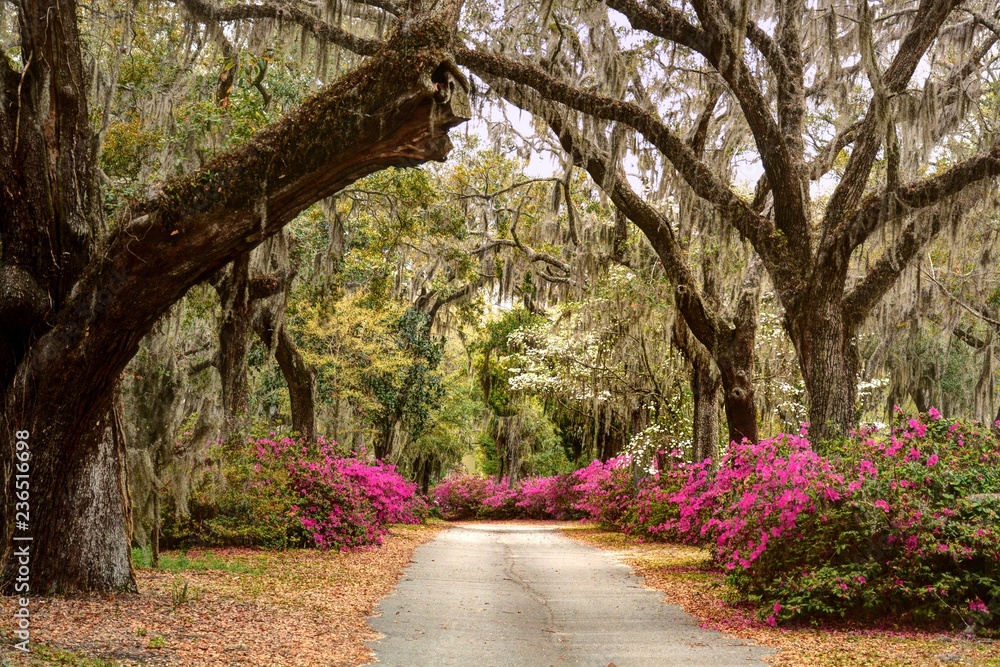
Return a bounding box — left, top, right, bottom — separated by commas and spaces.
499, 83, 726, 350
843, 211, 948, 324
4, 15, 470, 483
176, 0, 384, 56
843, 143, 1000, 252
422, 281, 481, 325
456, 47, 778, 265
604, 0, 712, 55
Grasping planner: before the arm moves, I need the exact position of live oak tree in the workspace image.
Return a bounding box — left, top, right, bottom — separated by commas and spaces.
0, 0, 469, 593
454, 0, 1000, 441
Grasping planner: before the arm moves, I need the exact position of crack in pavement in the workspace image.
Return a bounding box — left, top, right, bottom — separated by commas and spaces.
498, 530, 572, 663
366, 523, 772, 666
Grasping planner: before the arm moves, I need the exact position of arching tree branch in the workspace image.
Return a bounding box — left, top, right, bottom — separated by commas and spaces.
175, 0, 384, 56
455, 47, 781, 275
842, 143, 1000, 253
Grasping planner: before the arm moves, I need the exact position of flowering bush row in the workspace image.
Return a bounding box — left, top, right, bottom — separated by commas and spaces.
432, 412, 1000, 631
431, 456, 634, 521
164, 436, 426, 550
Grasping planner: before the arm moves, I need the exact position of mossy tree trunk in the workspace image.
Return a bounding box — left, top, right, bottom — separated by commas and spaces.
1, 0, 469, 593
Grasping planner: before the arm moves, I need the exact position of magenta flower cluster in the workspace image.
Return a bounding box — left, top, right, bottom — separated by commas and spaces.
432, 457, 633, 521
254, 437, 426, 550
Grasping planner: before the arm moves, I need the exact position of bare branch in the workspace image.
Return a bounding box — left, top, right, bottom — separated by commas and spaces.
470, 237, 571, 273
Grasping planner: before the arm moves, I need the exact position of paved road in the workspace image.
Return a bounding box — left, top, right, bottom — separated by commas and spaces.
366, 523, 771, 666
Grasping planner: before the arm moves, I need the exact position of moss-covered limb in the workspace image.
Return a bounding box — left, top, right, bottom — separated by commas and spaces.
454, 48, 776, 269
838, 143, 1000, 255
820, 0, 961, 240
0, 4, 468, 593
175, 0, 384, 56
28, 19, 468, 422
842, 210, 948, 326
356, 0, 403, 16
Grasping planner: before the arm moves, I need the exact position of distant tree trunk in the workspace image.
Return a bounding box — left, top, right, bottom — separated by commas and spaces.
151, 485, 161, 569
214, 255, 253, 437
261, 317, 317, 442
251, 231, 317, 442
375, 418, 399, 461
690, 359, 721, 461
715, 259, 763, 445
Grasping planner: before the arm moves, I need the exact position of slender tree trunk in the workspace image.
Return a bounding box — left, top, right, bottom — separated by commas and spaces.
215, 255, 253, 437
251, 232, 317, 442
258, 318, 317, 443
674, 315, 720, 461
375, 419, 397, 461
690, 358, 721, 461
715, 329, 759, 446
151, 488, 161, 569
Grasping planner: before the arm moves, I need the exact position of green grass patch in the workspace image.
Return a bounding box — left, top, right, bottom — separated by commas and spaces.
0, 639, 122, 666
131, 547, 261, 573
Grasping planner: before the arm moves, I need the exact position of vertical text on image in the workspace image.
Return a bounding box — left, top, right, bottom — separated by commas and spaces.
12, 428, 31, 652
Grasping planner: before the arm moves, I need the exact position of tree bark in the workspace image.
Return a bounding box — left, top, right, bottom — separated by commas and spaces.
4, 396, 136, 593
215, 255, 253, 436
673, 314, 720, 461
690, 353, 721, 461
786, 302, 860, 444
1, 2, 469, 593
254, 310, 317, 443
250, 232, 317, 442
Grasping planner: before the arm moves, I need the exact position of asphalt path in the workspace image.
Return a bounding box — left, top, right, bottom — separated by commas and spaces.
366, 523, 771, 666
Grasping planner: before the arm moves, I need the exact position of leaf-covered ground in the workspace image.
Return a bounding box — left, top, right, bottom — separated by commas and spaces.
562, 525, 1000, 667
0, 523, 445, 667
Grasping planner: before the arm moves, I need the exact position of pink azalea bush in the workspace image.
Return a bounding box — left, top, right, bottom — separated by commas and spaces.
433, 473, 583, 520
649, 414, 1000, 629
254, 436, 427, 549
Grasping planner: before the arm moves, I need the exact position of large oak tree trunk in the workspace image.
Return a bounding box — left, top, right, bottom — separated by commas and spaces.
1, 1, 469, 593
787, 302, 860, 444
5, 395, 136, 593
